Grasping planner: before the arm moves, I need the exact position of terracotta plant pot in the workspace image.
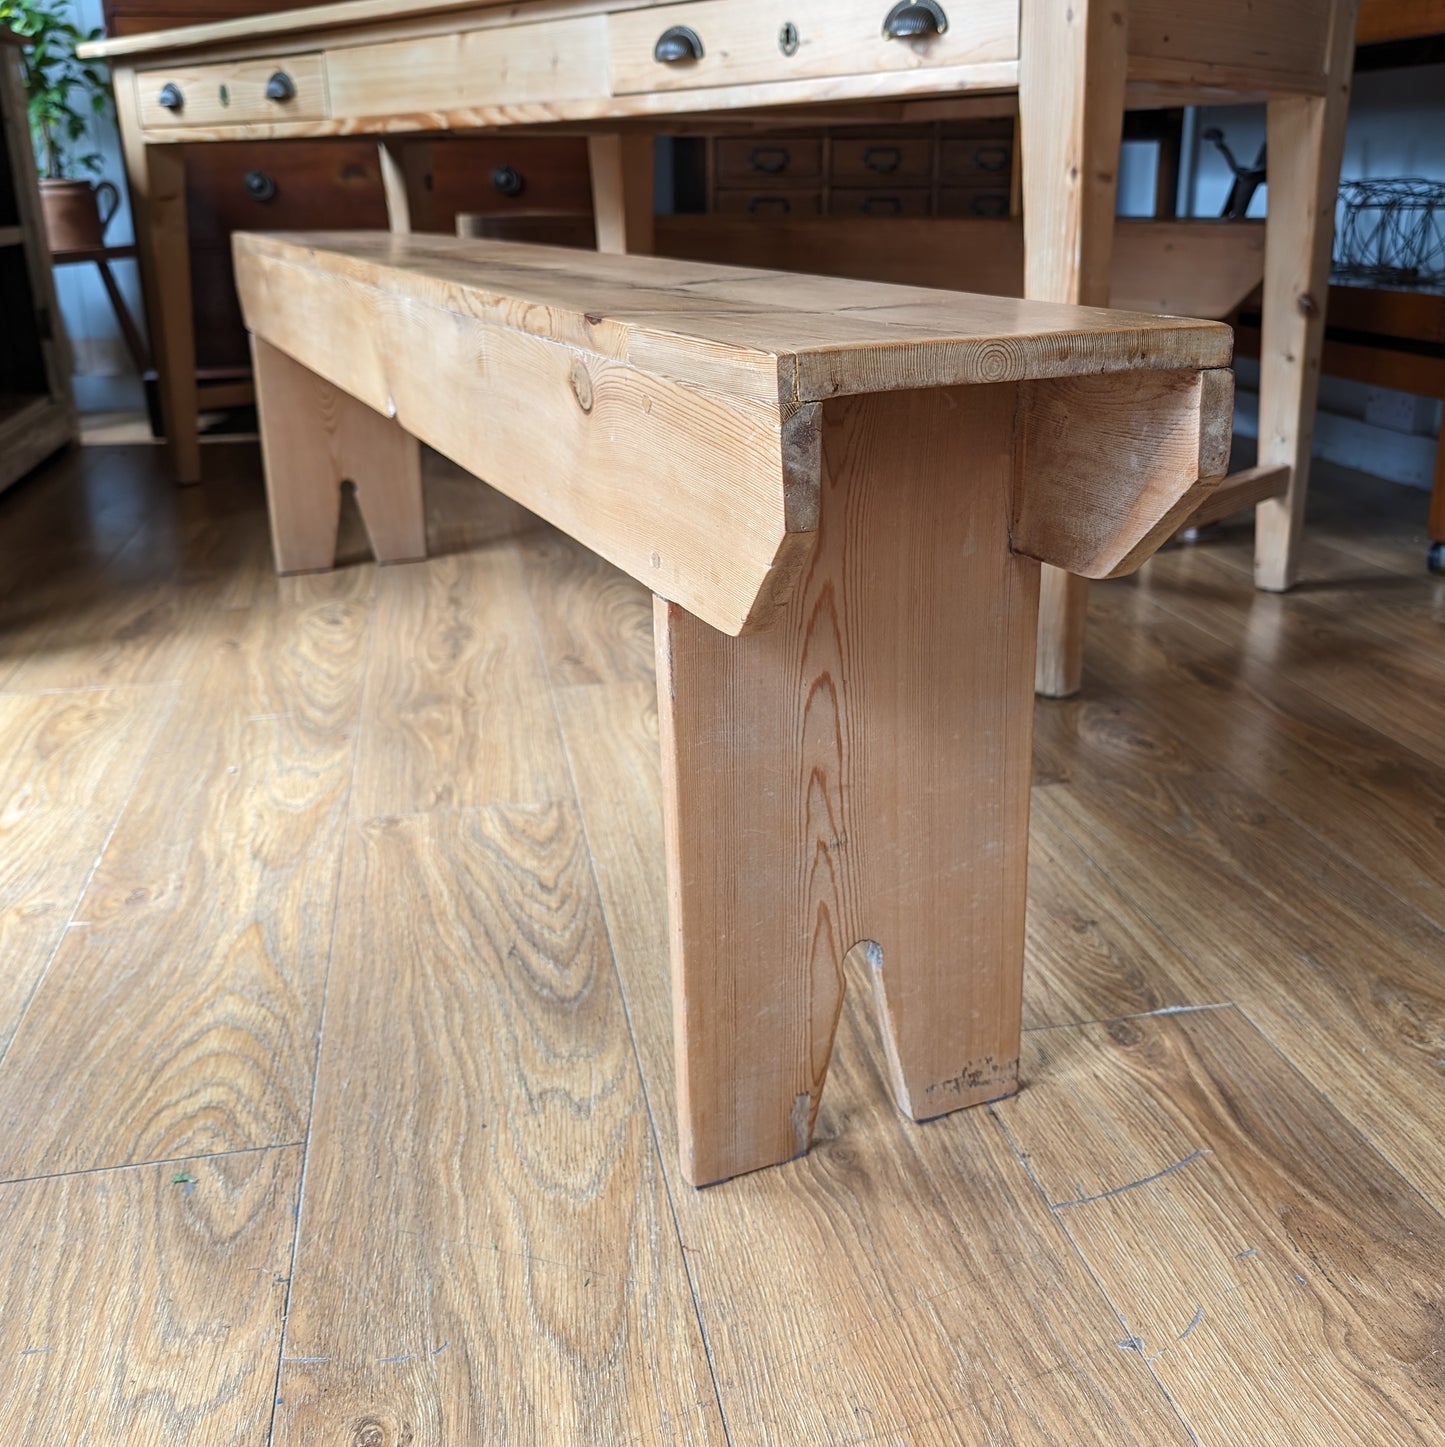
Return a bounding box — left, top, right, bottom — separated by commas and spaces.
39, 178, 120, 253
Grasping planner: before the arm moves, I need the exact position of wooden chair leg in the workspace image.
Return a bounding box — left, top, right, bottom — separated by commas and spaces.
655, 386, 1037, 1187
1019, 0, 1129, 698
251, 335, 425, 574
1254, 3, 1357, 591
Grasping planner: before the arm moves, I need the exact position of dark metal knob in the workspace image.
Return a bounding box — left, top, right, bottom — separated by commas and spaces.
244, 169, 278, 202
654, 25, 704, 63
882, 1, 948, 38
492, 165, 525, 197
157, 82, 184, 111
265, 71, 296, 102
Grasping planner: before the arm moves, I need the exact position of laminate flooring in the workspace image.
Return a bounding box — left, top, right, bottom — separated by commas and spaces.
0, 437, 1440, 1445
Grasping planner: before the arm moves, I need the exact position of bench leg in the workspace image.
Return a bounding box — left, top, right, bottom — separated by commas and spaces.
655, 386, 1038, 1186
251, 335, 425, 574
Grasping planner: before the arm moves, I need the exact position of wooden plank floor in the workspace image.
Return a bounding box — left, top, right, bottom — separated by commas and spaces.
0, 437, 1441, 1444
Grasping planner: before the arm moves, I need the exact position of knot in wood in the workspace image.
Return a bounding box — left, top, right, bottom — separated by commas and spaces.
1296, 292, 1318, 316
569, 359, 594, 413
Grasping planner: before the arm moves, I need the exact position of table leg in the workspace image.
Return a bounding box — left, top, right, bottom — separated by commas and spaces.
655, 386, 1037, 1186
1019, 0, 1128, 697
1254, 1, 1358, 592
117, 93, 199, 484
588, 134, 654, 255
379, 140, 435, 234
1427, 419, 1445, 574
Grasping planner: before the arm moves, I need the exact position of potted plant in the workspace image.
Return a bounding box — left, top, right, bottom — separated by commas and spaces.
0, 0, 117, 251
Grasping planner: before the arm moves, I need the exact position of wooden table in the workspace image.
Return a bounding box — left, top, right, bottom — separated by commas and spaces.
81, 0, 1359, 696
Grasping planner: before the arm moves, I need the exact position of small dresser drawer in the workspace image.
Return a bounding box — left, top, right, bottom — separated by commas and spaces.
830, 137, 933, 184
829, 187, 932, 218
714, 136, 823, 185
609, 0, 1017, 95
714, 188, 822, 218
940, 135, 1013, 183
137, 54, 326, 128
938, 185, 1010, 218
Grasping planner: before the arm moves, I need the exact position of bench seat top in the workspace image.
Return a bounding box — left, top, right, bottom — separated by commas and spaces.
235, 232, 1232, 405
236, 230, 1232, 635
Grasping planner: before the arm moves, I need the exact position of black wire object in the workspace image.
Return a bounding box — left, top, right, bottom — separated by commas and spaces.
1333, 178, 1445, 285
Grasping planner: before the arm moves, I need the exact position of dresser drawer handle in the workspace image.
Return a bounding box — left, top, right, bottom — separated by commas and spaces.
860, 195, 905, 216
654, 25, 704, 63
492, 165, 525, 197
156, 82, 184, 111
748, 146, 792, 175
882, 1, 948, 38
863, 146, 902, 174
974, 144, 1010, 172
244, 170, 278, 202
747, 195, 792, 216
265, 71, 296, 102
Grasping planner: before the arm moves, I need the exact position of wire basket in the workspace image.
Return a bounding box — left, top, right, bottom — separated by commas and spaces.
1333, 178, 1445, 285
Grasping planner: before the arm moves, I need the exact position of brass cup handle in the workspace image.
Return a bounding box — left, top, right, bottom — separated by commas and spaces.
654, 25, 705, 62
156, 82, 184, 111
882, 1, 949, 38
265, 71, 296, 102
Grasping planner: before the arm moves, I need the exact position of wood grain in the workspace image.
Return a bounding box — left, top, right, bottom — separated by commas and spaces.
349, 545, 572, 816
1253, 0, 1359, 591
655, 215, 1267, 322
0, 566, 372, 1180
553, 677, 1196, 1444
517, 526, 654, 687
0, 687, 174, 1057
1019, 0, 1130, 699
0, 1146, 300, 1445
252, 334, 426, 572
656, 385, 1038, 1183
273, 804, 723, 1445
1012, 367, 1231, 578
996, 1007, 1445, 1444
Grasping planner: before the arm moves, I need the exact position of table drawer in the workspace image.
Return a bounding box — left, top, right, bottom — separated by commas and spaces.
938, 185, 1011, 217
829, 186, 932, 218
714, 188, 822, 218
830, 137, 933, 184
940, 135, 1013, 183
714, 136, 822, 184
137, 54, 326, 128
609, 0, 1017, 95
326, 15, 606, 119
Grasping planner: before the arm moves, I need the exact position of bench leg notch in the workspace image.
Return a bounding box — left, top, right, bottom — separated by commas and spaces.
251, 334, 425, 574
656, 386, 1037, 1187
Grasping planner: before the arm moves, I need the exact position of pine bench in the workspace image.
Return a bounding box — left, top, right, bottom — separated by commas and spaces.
235, 232, 1233, 1186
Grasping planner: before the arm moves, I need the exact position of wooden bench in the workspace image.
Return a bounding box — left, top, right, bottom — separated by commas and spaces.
235, 232, 1233, 1186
